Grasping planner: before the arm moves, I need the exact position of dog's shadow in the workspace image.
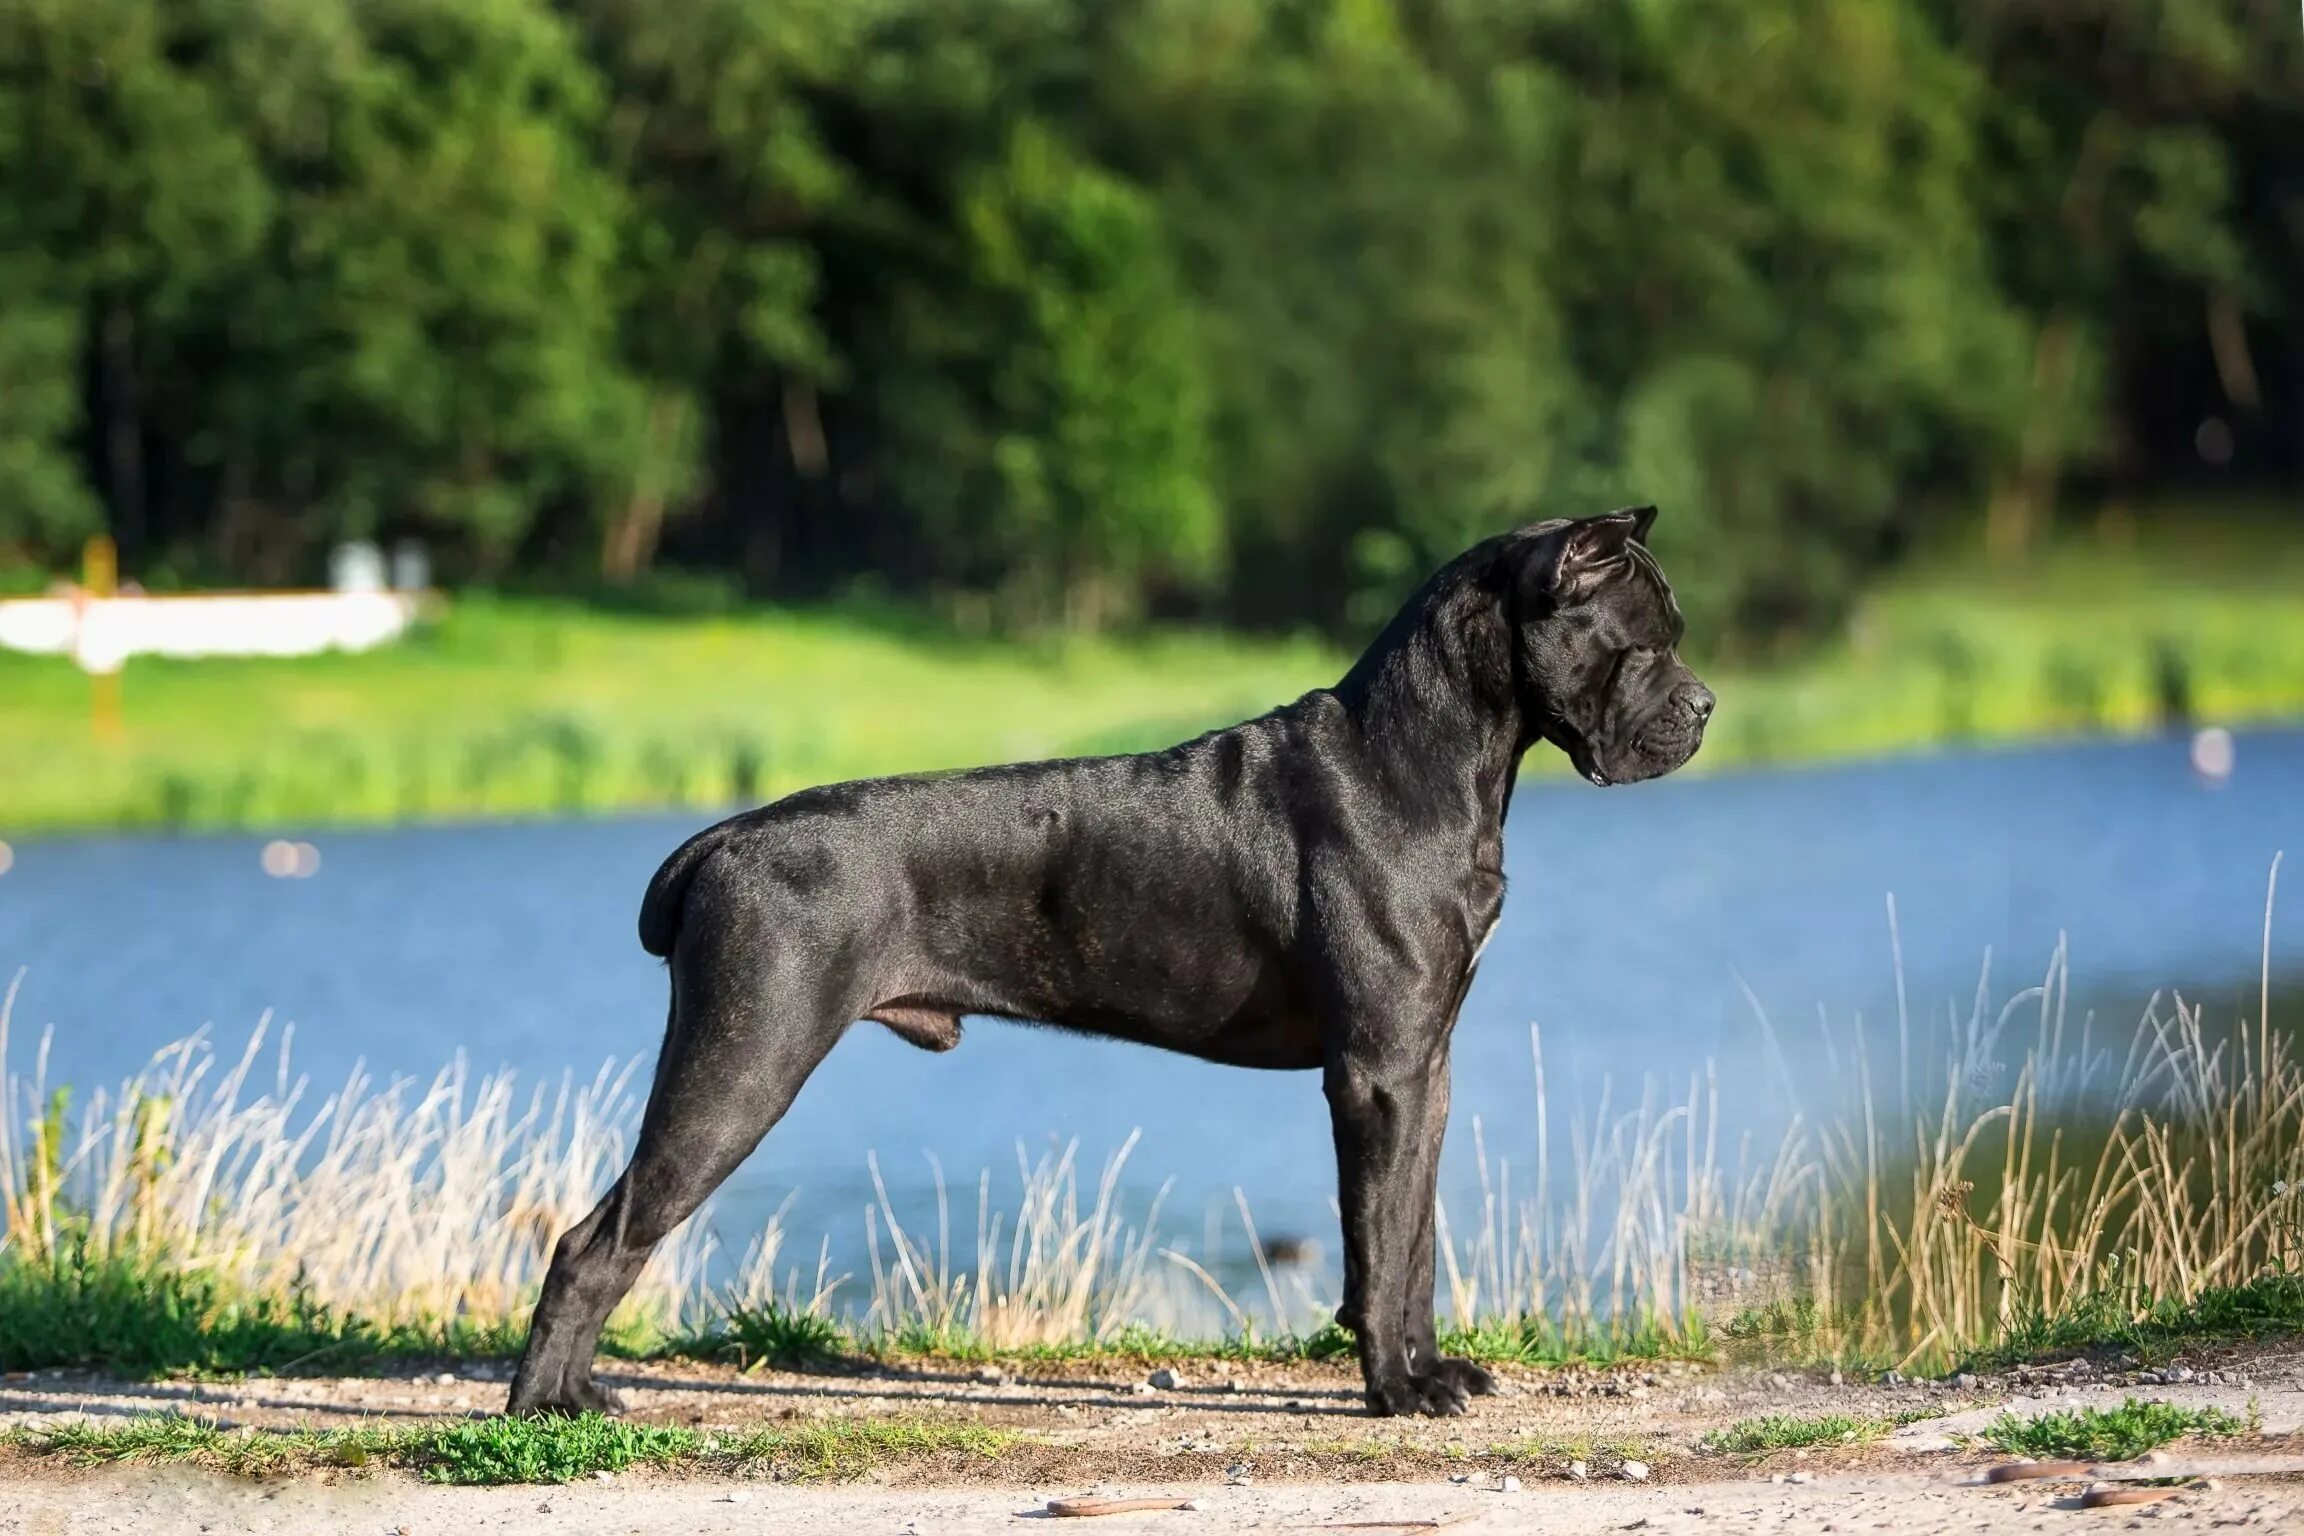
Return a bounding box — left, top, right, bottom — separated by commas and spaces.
598, 1359, 1367, 1418
0, 1360, 1371, 1430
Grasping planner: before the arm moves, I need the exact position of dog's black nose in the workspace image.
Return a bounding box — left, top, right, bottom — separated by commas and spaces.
1684, 684, 1715, 722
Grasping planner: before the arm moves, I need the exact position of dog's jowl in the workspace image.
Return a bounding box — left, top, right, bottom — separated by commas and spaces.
509, 507, 1714, 1419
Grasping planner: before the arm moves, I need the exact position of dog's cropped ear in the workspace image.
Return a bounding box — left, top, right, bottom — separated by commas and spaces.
1534, 507, 1656, 603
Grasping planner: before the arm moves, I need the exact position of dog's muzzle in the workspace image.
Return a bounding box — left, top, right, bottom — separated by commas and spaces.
1596, 682, 1713, 786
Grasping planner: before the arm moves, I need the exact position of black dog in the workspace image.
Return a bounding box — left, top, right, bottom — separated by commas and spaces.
508, 506, 1712, 1418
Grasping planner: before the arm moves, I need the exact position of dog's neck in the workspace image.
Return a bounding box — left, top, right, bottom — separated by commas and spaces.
1329, 542, 1538, 841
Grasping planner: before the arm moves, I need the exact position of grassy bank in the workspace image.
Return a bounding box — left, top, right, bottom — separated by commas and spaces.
3, 523, 2302, 834
3, 879, 2301, 1382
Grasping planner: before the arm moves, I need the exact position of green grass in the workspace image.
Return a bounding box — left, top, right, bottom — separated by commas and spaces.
409, 1414, 702, 1484
10, 1410, 1019, 1485
1438, 1313, 1713, 1367
13, 1251, 2304, 1389
0, 1249, 612, 1377
703, 1301, 853, 1372
1719, 1272, 2304, 1379
0, 1252, 1711, 1380
1976, 1397, 2259, 1462
1701, 1412, 1903, 1453
1702, 514, 2304, 771
1960, 1272, 2304, 1373
0, 595, 1339, 834
5, 518, 2303, 833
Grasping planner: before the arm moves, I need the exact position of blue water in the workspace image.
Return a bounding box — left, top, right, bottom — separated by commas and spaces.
2, 729, 2298, 1275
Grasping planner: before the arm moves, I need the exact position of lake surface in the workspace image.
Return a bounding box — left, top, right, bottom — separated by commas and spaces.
3, 728, 2299, 1286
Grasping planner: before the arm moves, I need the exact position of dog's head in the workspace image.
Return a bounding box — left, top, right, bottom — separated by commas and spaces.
1510, 507, 1713, 787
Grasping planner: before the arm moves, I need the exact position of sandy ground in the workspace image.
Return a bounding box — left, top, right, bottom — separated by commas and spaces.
3, 1343, 2302, 1533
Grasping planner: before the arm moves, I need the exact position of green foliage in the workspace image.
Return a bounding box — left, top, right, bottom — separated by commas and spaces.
0, 0, 2293, 638
1963, 1271, 2304, 1373
1702, 1412, 1898, 1454
703, 1301, 852, 1370
410, 1414, 699, 1484
1977, 1397, 2258, 1462
0, 1248, 525, 1375
15, 1409, 1017, 1485
1437, 1311, 1711, 1367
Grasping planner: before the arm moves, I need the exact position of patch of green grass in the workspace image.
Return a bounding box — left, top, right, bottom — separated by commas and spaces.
1721, 1296, 1833, 1345
691, 1302, 851, 1372
1962, 1273, 2304, 1373
0, 1249, 526, 1378
405, 1414, 698, 1484
9, 1411, 1020, 1486
1701, 1412, 1897, 1454
1716, 1271, 2304, 1379
0, 595, 1339, 834
0, 1249, 1708, 1380
1976, 1397, 2259, 1462
1439, 1312, 1709, 1366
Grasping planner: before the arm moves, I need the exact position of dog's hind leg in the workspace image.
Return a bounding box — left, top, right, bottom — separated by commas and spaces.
508, 917, 850, 1417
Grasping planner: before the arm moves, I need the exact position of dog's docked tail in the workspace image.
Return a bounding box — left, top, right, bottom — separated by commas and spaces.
638, 822, 729, 957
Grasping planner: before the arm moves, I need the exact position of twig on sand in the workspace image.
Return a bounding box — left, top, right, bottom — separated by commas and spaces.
1046, 1497, 1200, 1517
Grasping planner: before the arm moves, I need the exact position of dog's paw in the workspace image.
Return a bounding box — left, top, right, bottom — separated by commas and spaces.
1365, 1368, 1470, 1418
506, 1373, 627, 1419
1430, 1355, 1497, 1398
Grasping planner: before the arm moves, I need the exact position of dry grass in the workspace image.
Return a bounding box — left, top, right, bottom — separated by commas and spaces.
1, 857, 2298, 1370
1739, 857, 2304, 1370
0, 976, 715, 1342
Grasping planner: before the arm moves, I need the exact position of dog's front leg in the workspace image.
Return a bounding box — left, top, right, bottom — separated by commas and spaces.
1324, 1041, 1467, 1416
1401, 1057, 1497, 1404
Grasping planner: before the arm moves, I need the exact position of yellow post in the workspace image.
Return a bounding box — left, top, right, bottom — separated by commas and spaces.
83, 535, 122, 743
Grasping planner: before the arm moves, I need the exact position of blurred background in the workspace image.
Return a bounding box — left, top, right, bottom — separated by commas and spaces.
0, 0, 2300, 1303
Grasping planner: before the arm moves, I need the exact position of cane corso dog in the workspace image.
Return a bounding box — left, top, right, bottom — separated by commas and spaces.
509, 505, 1713, 1418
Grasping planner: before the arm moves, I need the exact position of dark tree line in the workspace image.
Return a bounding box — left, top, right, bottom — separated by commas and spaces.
1, 0, 2297, 648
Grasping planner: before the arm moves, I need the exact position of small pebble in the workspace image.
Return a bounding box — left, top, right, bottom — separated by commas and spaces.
1131, 1382, 1155, 1396
720, 1491, 752, 1504
435, 1372, 458, 1386
1881, 1370, 1905, 1387
1954, 1373, 1978, 1390
1566, 1460, 1589, 1482
1788, 1471, 1815, 1485
1499, 1475, 1521, 1493
1620, 1460, 1650, 1483
974, 1366, 1003, 1385
1828, 1369, 1843, 1387
1148, 1368, 1181, 1390
592, 1470, 614, 1484
1225, 1462, 1254, 1486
